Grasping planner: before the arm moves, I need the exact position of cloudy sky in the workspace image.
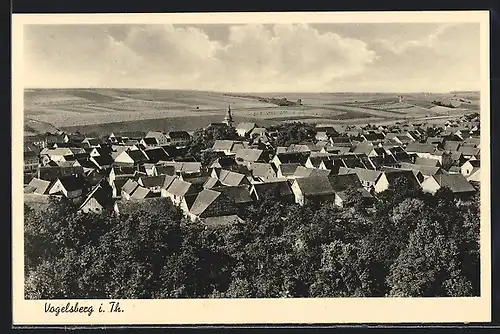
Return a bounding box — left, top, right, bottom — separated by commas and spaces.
23, 23, 480, 93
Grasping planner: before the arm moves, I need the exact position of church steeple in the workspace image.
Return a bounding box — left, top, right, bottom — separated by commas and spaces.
224, 104, 234, 127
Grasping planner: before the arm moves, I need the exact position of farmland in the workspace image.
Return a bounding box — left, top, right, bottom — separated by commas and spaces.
23, 88, 480, 136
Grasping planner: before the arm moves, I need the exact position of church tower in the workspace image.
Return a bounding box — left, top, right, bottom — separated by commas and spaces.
224, 104, 234, 127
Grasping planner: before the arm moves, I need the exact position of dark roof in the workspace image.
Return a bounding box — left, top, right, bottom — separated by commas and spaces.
114, 131, 145, 139
128, 150, 149, 163
327, 174, 362, 192
210, 156, 237, 169
155, 165, 176, 176
112, 166, 136, 176
433, 173, 476, 193
57, 174, 87, 191
275, 152, 310, 164
38, 166, 84, 181
294, 176, 334, 196
382, 169, 421, 189
252, 180, 293, 199
144, 147, 170, 163
212, 185, 253, 204
91, 155, 114, 167
142, 137, 158, 145
139, 175, 166, 189
276, 163, 300, 177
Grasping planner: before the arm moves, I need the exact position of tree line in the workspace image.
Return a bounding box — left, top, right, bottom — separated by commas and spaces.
24, 177, 479, 299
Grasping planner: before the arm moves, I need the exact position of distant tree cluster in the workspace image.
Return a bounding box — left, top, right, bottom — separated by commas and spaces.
24, 179, 479, 299
269, 122, 317, 147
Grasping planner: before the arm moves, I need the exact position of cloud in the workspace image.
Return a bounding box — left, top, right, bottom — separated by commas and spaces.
24, 24, 377, 92
374, 23, 458, 55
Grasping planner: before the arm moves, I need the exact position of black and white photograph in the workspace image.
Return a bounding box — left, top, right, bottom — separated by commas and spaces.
13, 11, 491, 325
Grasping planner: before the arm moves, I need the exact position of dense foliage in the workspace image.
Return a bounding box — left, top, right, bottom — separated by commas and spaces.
24, 181, 480, 299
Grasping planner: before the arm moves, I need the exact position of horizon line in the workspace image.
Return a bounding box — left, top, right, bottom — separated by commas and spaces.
23, 87, 480, 94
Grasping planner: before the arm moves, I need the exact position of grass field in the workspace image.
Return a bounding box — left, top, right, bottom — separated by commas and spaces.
23, 88, 480, 136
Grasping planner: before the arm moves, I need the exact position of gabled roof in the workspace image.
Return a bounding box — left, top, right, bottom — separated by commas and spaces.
353, 168, 383, 183
251, 180, 293, 198
219, 170, 246, 186
278, 163, 301, 176
249, 162, 276, 179
235, 148, 264, 162
458, 146, 480, 156
212, 140, 237, 151
139, 175, 166, 189
414, 157, 441, 167
189, 189, 222, 216
210, 156, 237, 169
203, 177, 222, 189
91, 155, 114, 167
212, 185, 253, 204
56, 174, 87, 192
294, 166, 332, 178
405, 142, 436, 154
111, 166, 136, 176
398, 163, 442, 176
144, 147, 170, 162
274, 152, 310, 164
28, 177, 51, 195
380, 168, 421, 188
142, 137, 158, 145
155, 165, 176, 176
433, 173, 476, 193
127, 149, 149, 163
79, 181, 112, 210
293, 176, 334, 196
236, 122, 256, 132
130, 186, 152, 200
464, 159, 480, 168
122, 179, 139, 194
162, 175, 177, 190
327, 173, 362, 192
165, 179, 196, 197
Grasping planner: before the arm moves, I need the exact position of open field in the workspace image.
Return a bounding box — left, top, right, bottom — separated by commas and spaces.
24, 89, 480, 135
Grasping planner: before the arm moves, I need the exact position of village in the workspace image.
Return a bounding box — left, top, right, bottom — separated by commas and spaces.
23, 106, 481, 226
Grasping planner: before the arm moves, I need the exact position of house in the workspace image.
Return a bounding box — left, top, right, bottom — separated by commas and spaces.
108, 166, 136, 185
217, 170, 250, 187
327, 173, 363, 195
461, 160, 480, 178
212, 140, 239, 154
163, 161, 202, 176
129, 186, 155, 200
318, 160, 342, 174
414, 157, 441, 167
154, 164, 176, 176
421, 173, 476, 196
47, 174, 88, 199
234, 148, 267, 164
138, 175, 166, 193
290, 176, 335, 206
179, 175, 210, 192
374, 169, 421, 193
121, 179, 140, 200
249, 180, 294, 203
166, 131, 191, 146
162, 179, 199, 206
353, 168, 383, 192
209, 156, 238, 170
333, 187, 373, 208
82, 137, 103, 148
37, 166, 84, 182
458, 146, 480, 160
143, 147, 170, 163
236, 122, 257, 137
90, 155, 114, 170
140, 137, 159, 148
40, 147, 74, 163
110, 177, 129, 198
186, 189, 238, 222
398, 162, 444, 178
78, 181, 113, 214
272, 152, 309, 167
405, 142, 437, 156
212, 185, 253, 207
25, 177, 52, 195
248, 162, 277, 182
271, 163, 300, 179
305, 154, 333, 169
145, 131, 169, 146
293, 166, 332, 179
114, 149, 149, 166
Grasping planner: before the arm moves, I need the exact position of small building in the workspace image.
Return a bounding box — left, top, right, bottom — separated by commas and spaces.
290, 176, 335, 206
236, 122, 257, 137
421, 173, 476, 196
249, 180, 294, 203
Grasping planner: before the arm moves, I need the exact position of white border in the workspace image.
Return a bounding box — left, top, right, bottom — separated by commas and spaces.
12, 11, 491, 325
